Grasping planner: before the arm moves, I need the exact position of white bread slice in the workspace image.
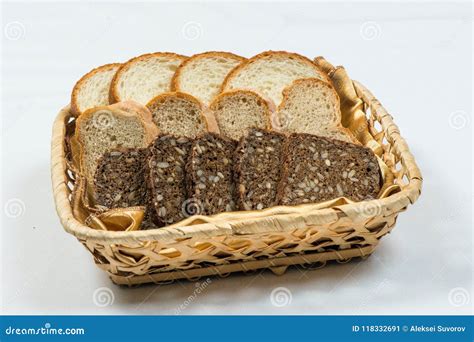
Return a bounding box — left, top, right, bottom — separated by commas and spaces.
210, 90, 273, 140
146, 92, 213, 138
71, 63, 121, 117
319, 126, 359, 144
276, 78, 359, 144
221, 51, 329, 106
109, 52, 187, 105
75, 101, 158, 184
171, 51, 245, 106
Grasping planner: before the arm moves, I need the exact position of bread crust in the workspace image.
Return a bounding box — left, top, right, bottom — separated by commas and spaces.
70, 63, 122, 117
171, 51, 246, 93
209, 89, 274, 135
75, 101, 159, 183
109, 52, 188, 104
220, 50, 331, 94
145, 91, 218, 134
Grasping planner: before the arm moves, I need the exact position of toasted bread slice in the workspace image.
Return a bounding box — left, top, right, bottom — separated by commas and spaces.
171, 51, 245, 106
146, 92, 210, 138
71, 63, 121, 117
75, 101, 158, 186
210, 90, 273, 140
275, 78, 358, 144
221, 51, 329, 106
109, 52, 187, 105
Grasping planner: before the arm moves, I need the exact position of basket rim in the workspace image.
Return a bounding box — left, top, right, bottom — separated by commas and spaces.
51, 81, 422, 244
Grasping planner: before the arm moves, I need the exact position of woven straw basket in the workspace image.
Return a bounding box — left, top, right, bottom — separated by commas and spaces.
51, 63, 422, 286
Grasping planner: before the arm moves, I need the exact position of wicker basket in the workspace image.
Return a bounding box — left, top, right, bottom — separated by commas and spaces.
51, 75, 422, 286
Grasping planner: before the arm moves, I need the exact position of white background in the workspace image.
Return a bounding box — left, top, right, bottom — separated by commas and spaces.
1, 1, 472, 315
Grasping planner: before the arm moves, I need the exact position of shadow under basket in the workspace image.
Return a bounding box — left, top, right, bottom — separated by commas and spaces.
51, 81, 422, 286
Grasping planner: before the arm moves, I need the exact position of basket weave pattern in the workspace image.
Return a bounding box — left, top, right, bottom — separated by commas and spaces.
51, 82, 422, 285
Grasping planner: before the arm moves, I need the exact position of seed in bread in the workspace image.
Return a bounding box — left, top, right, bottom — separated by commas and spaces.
171, 51, 245, 106
71, 63, 121, 117
235, 128, 286, 210
93, 148, 148, 209
186, 133, 237, 215
277, 133, 381, 205
109, 52, 187, 105
210, 90, 273, 141
221, 51, 329, 106
146, 92, 208, 138
147, 135, 191, 227
75, 101, 158, 187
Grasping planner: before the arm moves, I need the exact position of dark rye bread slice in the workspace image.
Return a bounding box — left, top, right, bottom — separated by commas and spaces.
277, 133, 381, 205
93, 148, 148, 209
235, 128, 286, 210
186, 133, 237, 215
147, 135, 191, 227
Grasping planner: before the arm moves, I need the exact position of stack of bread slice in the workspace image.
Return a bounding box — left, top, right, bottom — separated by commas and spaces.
70, 50, 380, 229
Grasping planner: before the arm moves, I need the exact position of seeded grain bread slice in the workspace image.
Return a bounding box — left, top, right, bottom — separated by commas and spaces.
186, 133, 237, 215
277, 133, 381, 205
210, 90, 273, 140
235, 128, 286, 211
147, 135, 191, 227
71, 63, 121, 117
171, 51, 245, 106
146, 92, 212, 138
93, 148, 148, 209
75, 101, 159, 187
221, 51, 329, 106
109, 52, 187, 105
276, 78, 358, 144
